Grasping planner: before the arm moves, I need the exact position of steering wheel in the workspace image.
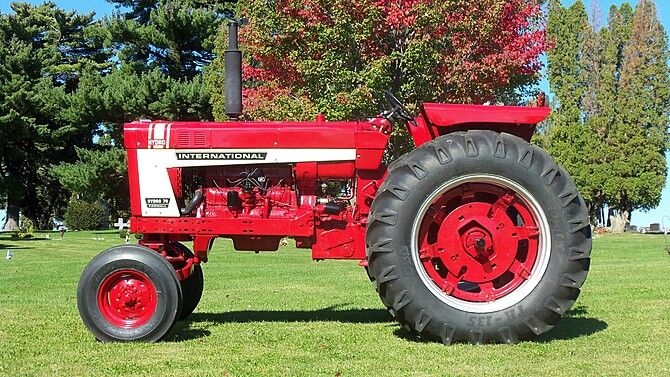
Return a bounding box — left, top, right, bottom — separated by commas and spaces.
384, 91, 416, 125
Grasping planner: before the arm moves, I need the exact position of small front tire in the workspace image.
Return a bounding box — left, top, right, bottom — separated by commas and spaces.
77, 245, 183, 342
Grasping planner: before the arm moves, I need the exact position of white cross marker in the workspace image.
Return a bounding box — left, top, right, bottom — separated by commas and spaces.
113, 218, 129, 230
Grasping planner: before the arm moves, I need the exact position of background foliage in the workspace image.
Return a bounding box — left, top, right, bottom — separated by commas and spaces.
545, 0, 669, 231
64, 199, 106, 230
0, 3, 110, 230
0, 0, 229, 230
208, 0, 547, 156
0, 0, 668, 230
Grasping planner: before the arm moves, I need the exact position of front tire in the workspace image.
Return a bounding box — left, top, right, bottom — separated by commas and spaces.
77, 245, 183, 342
366, 131, 591, 344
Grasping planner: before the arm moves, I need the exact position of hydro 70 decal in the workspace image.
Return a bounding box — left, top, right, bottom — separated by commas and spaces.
145, 198, 170, 208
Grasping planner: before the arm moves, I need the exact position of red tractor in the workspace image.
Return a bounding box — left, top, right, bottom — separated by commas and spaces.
77, 17, 591, 344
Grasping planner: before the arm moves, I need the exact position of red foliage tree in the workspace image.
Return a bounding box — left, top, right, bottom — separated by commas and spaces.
209, 0, 547, 122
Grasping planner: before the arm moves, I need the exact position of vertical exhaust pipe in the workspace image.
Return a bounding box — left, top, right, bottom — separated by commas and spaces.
225, 18, 242, 120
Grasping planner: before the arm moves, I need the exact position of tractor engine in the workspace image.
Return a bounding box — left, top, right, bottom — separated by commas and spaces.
188, 164, 351, 221
196, 167, 300, 220
158, 157, 363, 254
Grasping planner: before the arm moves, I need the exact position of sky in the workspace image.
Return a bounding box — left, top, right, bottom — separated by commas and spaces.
0, 0, 669, 227
0, 0, 120, 17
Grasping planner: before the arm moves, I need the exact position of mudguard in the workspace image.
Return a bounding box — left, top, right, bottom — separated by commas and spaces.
420, 103, 550, 142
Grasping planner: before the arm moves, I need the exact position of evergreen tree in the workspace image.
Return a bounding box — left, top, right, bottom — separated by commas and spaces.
546, 0, 669, 232
606, 0, 670, 231
104, 0, 233, 79
578, 4, 612, 224
581, 4, 633, 226
546, 1, 605, 221
52, 1, 230, 221
0, 3, 109, 230
547, 0, 587, 123
590, 4, 633, 137
581, 3, 604, 119
52, 148, 128, 218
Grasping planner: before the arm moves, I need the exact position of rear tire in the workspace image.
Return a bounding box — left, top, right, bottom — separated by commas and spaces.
366, 130, 591, 344
77, 245, 183, 342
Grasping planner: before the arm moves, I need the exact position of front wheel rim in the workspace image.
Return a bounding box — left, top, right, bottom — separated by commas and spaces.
411, 174, 551, 313
97, 269, 158, 328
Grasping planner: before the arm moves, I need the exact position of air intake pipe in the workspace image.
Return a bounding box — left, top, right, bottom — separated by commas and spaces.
225, 17, 243, 120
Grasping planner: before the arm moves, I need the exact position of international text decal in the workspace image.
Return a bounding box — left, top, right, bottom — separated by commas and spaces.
176, 152, 268, 160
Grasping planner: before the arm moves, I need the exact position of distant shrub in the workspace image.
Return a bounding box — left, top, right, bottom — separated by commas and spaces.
19, 215, 35, 233
17, 215, 35, 238
10, 232, 33, 240
64, 200, 105, 230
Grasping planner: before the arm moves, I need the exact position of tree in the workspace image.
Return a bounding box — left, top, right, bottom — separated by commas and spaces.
0, 3, 109, 230
581, 4, 633, 227
104, 0, 234, 79
53, 147, 128, 219
52, 1, 229, 221
545, 0, 669, 232
606, 0, 670, 231
581, 2, 604, 119
64, 199, 106, 230
546, 1, 607, 221
51, 64, 215, 219
85, 0, 227, 128
208, 1, 547, 138
208, 0, 547, 158
547, 0, 587, 120
587, 4, 633, 138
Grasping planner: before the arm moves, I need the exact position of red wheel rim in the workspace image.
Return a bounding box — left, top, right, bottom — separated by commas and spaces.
415, 178, 544, 304
97, 270, 157, 328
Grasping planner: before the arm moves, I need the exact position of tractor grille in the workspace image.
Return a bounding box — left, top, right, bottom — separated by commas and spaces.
176, 130, 209, 148
194, 131, 208, 146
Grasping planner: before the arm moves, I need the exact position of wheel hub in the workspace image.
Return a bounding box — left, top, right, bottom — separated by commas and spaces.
436, 202, 520, 284
462, 226, 492, 257
461, 226, 492, 253
98, 270, 157, 328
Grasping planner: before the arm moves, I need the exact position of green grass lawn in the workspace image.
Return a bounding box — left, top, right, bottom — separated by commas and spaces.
1, 231, 669, 376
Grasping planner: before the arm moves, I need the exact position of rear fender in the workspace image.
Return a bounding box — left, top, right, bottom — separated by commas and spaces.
408, 103, 550, 146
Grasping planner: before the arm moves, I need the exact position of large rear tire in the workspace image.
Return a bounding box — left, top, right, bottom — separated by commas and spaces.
77, 245, 183, 342
366, 131, 591, 344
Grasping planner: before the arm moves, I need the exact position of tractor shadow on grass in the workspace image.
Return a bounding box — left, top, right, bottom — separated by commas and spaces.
190, 305, 393, 324
0, 243, 32, 250
167, 305, 394, 341
393, 305, 607, 344
534, 306, 608, 343
168, 304, 607, 343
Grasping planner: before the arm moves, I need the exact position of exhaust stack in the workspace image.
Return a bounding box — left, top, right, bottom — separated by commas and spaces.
225, 18, 242, 120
